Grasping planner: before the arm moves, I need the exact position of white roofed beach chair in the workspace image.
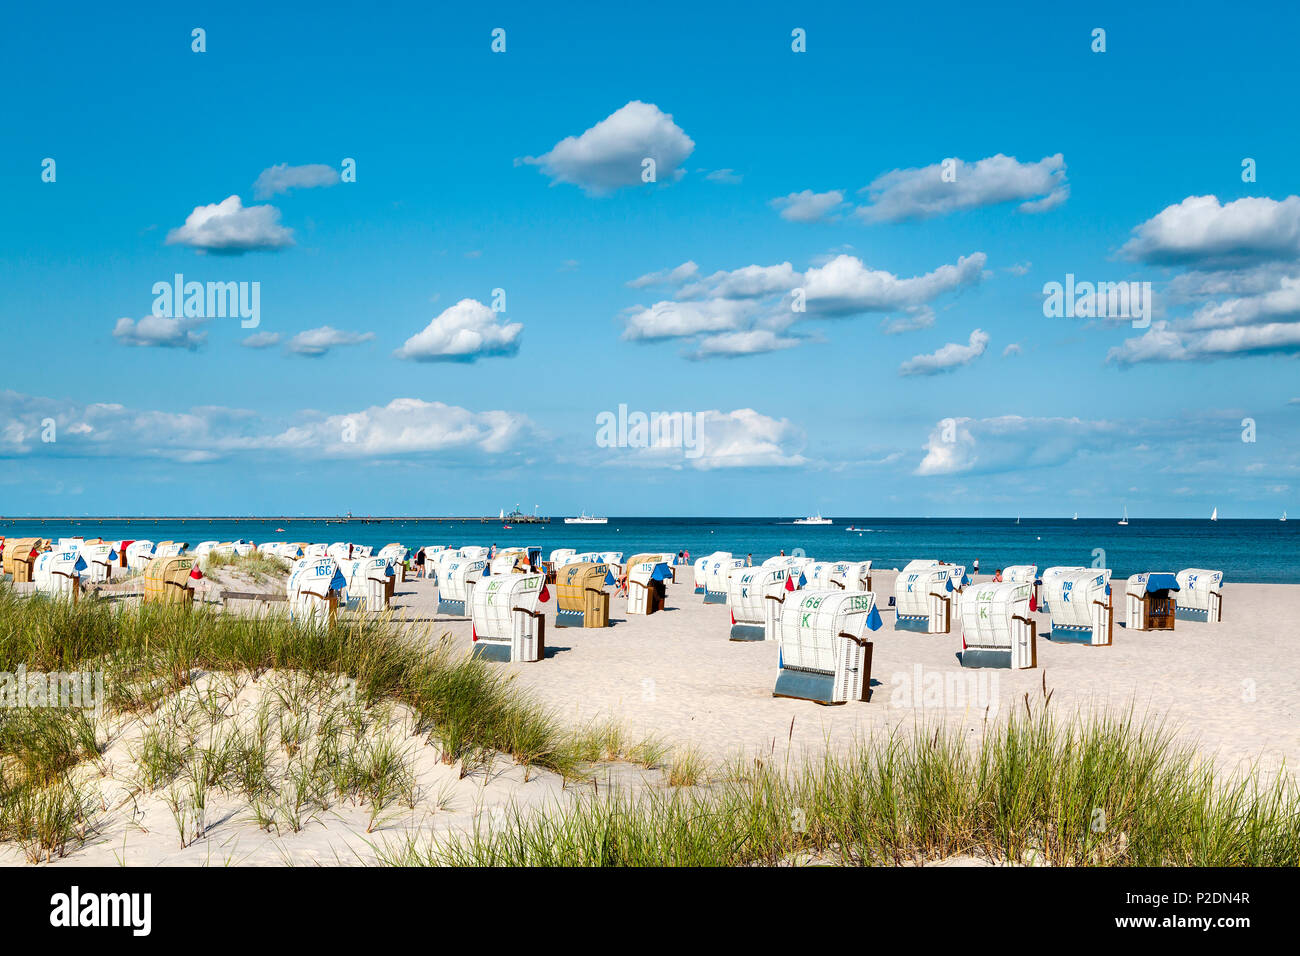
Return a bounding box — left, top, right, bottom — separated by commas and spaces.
772, 590, 883, 704
959, 581, 1037, 669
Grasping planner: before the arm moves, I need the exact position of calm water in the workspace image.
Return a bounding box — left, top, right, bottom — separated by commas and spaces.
3, 517, 1298, 583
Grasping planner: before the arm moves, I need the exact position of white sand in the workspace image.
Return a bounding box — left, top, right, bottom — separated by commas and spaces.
394, 571, 1299, 780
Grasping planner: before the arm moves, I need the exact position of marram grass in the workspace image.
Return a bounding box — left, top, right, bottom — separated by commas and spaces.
0, 582, 581, 858
380, 706, 1300, 867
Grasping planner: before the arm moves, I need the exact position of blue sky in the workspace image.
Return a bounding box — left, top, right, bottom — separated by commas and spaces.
3, 1, 1299, 517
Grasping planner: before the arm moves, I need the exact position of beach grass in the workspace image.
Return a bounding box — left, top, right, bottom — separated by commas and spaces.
0, 582, 578, 857
379, 703, 1300, 867
201, 550, 290, 580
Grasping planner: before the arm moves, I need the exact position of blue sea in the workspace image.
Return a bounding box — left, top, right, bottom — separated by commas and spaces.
3, 517, 1298, 584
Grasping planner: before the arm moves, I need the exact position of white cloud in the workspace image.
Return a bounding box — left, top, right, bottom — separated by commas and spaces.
113, 315, 207, 350
705, 168, 743, 184
253, 163, 340, 199
803, 252, 986, 317
857, 153, 1068, 223
1109, 320, 1300, 364
0, 392, 536, 463
622, 298, 755, 341
1182, 275, 1300, 330
880, 306, 936, 335
520, 101, 695, 195
627, 261, 700, 289
899, 329, 990, 376
619, 252, 987, 357
688, 329, 802, 359
916, 415, 1122, 476
285, 326, 375, 357
1003, 343, 1022, 356
394, 298, 523, 362
610, 408, 807, 470
241, 331, 281, 348
680, 262, 800, 300
1120, 195, 1300, 267
770, 189, 844, 223
269, 399, 532, 457
165, 195, 294, 253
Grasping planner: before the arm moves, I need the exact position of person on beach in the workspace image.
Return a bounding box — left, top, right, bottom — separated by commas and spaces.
973, 559, 980, 576
993, 568, 1003, 582
746, 553, 753, 566
414, 548, 426, 578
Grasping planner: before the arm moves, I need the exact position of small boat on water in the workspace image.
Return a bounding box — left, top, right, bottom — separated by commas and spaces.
1118, 506, 1129, 526
564, 512, 608, 525
793, 513, 832, 525
1211, 506, 1218, 522
1283, 511, 1288, 522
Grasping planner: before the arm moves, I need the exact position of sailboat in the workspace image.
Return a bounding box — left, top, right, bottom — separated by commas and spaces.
1282, 511, 1288, 522
1073, 512, 1078, 520
1118, 506, 1129, 526
1211, 507, 1218, 522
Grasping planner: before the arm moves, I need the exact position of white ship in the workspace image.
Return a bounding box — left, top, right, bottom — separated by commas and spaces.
793, 513, 832, 525
1210, 506, 1218, 522
564, 512, 608, 525
1118, 505, 1129, 526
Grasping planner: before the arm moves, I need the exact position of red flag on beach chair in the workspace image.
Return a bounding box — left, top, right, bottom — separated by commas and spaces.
538, 584, 550, 602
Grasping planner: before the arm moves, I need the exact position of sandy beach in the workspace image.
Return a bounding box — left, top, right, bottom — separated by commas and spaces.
2, 564, 1293, 867
393, 570, 1298, 779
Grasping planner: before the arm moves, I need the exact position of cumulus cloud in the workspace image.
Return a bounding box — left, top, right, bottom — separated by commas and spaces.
0, 391, 536, 463
253, 163, 340, 199
241, 331, 281, 348
803, 253, 986, 317
113, 316, 207, 350
622, 298, 756, 342
680, 262, 801, 300
619, 251, 987, 357
394, 298, 522, 362
688, 329, 802, 359
519, 101, 695, 195
705, 168, 743, 184
1003, 342, 1022, 357
626, 261, 699, 289
898, 329, 990, 376
284, 326, 375, 357
607, 408, 807, 470
856, 154, 1068, 223
880, 307, 936, 335
916, 415, 1122, 477
1107, 196, 1300, 365
1108, 319, 1300, 364
165, 195, 294, 253
1120, 195, 1300, 268
770, 189, 844, 223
